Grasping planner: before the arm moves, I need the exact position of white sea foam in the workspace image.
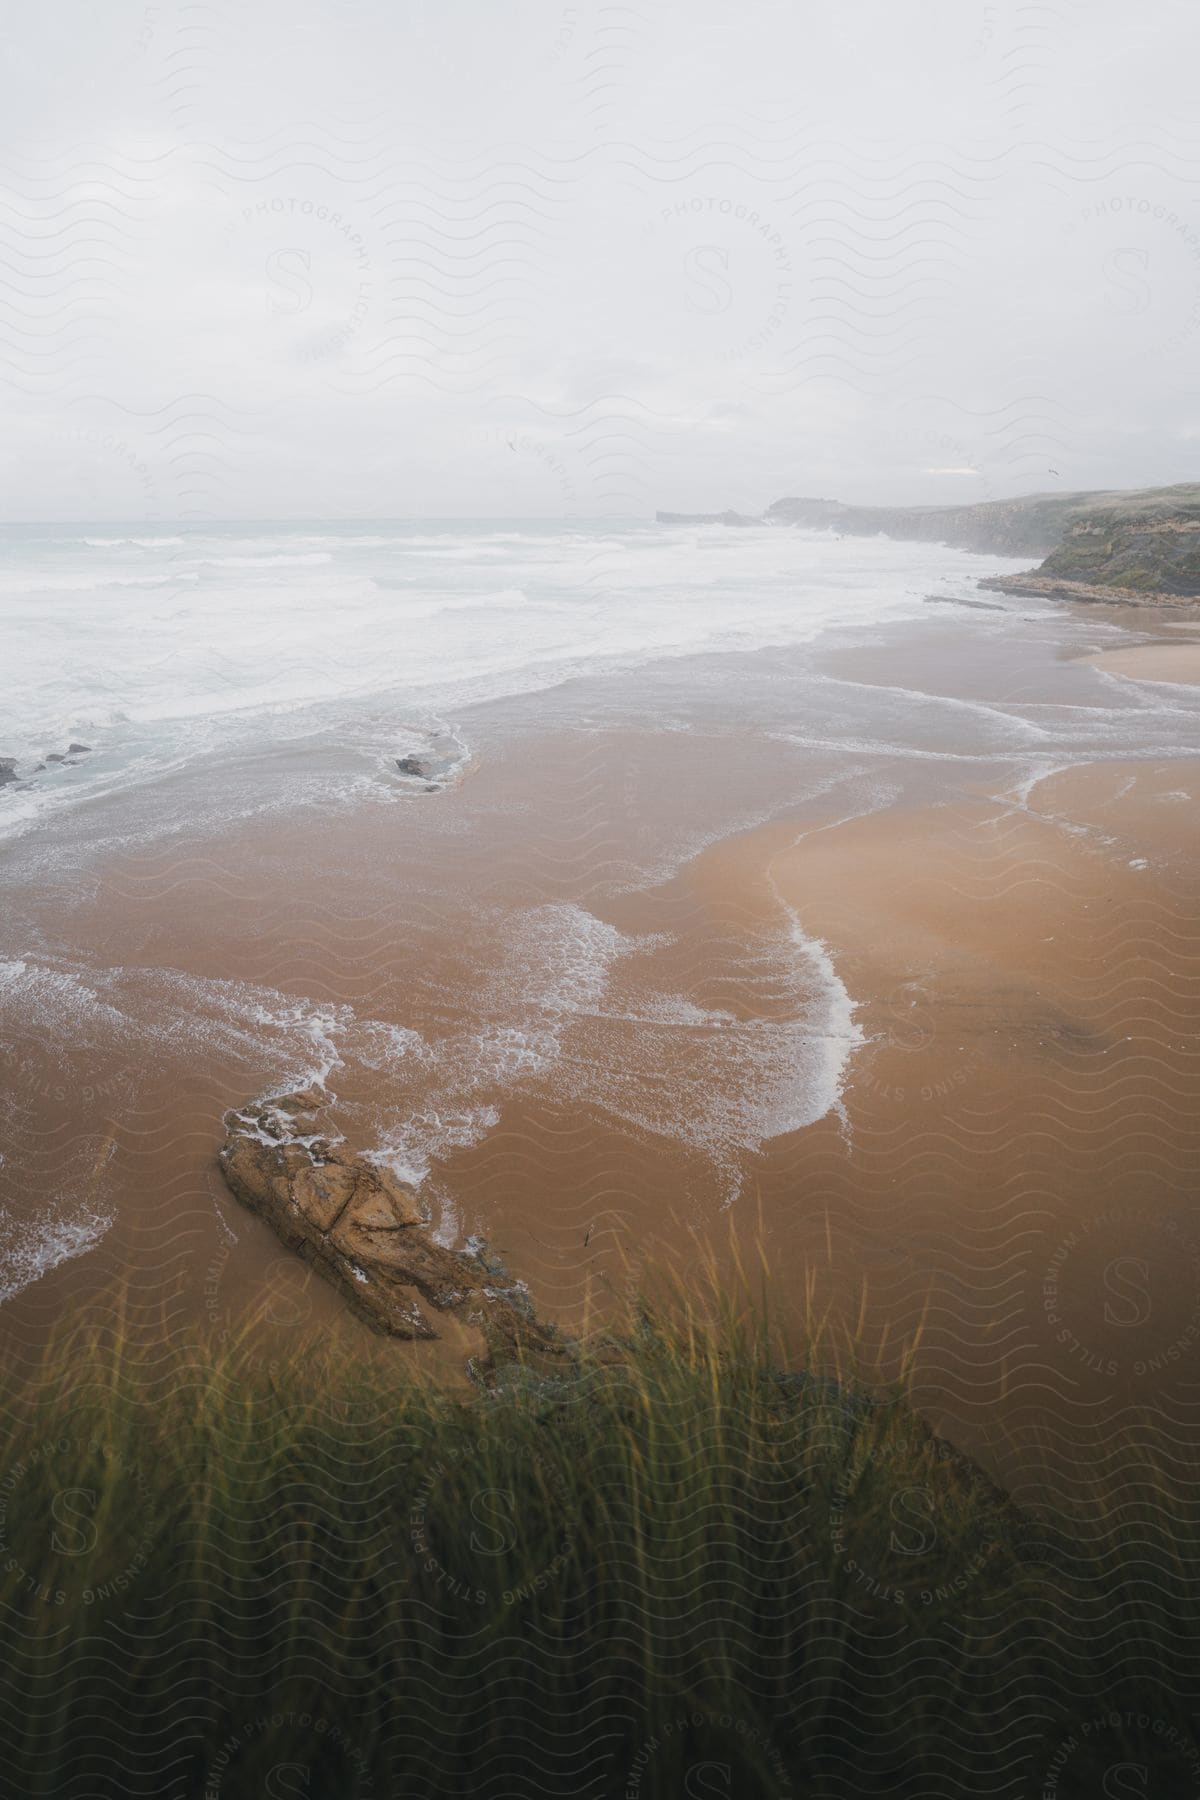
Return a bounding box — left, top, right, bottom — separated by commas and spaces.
342, 897, 861, 1207
367, 1105, 502, 1190
83, 536, 186, 549
0, 957, 133, 1041
535, 913, 864, 1205
0, 959, 411, 1101
0, 521, 1045, 841
366, 901, 640, 1186
0, 1202, 112, 1304
3, 911, 637, 1202
0, 569, 198, 593
201, 552, 335, 568
5, 516, 1190, 867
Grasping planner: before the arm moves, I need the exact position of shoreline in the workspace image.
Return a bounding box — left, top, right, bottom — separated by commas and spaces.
1084, 639, 1200, 684
669, 756, 1200, 1450
2, 595, 1199, 1465
5, 738, 1198, 1476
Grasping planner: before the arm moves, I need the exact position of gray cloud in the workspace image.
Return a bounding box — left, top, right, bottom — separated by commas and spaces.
2, 0, 1197, 518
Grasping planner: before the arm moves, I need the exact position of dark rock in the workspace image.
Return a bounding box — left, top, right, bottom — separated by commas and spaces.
46, 754, 66, 764
67, 742, 92, 755
396, 751, 457, 785
219, 1093, 565, 1359
0, 758, 17, 786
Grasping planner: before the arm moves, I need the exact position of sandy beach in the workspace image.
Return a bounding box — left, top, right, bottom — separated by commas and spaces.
1087, 639, 1200, 685
748, 764, 1200, 1464
4, 543, 1200, 1488
9, 0, 1200, 1781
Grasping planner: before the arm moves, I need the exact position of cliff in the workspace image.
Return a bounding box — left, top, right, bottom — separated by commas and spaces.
762, 490, 1113, 557
1012, 487, 1200, 597
762, 484, 1200, 602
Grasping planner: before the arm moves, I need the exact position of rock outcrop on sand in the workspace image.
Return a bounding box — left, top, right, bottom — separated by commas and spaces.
219, 1089, 564, 1358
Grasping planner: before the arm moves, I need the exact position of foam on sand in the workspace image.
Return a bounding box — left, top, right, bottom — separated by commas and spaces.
0, 1202, 112, 1304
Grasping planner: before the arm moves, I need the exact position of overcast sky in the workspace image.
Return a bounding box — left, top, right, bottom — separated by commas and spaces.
2, 0, 1198, 518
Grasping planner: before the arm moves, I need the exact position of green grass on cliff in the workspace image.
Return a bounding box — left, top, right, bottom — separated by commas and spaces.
0, 1287, 1197, 1798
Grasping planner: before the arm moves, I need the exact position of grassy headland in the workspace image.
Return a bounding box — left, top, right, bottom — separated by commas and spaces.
674, 484, 1200, 603
0, 1279, 1196, 1797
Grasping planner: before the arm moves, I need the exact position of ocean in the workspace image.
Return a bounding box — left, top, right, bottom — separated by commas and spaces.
2, 517, 1022, 846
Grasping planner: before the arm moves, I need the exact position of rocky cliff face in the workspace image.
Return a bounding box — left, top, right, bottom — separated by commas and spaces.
763, 484, 1200, 599
762, 491, 1110, 557
1032, 493, 1200, 595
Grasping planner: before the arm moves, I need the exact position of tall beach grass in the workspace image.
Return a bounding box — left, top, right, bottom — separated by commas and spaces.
0, 1271, 1196, 1797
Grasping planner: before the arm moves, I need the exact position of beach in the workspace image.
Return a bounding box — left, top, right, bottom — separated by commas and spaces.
3, 524, 1199, 1478
1087, 639, 1200, 685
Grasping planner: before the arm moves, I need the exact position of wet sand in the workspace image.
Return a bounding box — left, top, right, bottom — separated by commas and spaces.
1087, 641, 1200, 685
3, 615, 1200, 1487
735, 765, 1200, 1475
